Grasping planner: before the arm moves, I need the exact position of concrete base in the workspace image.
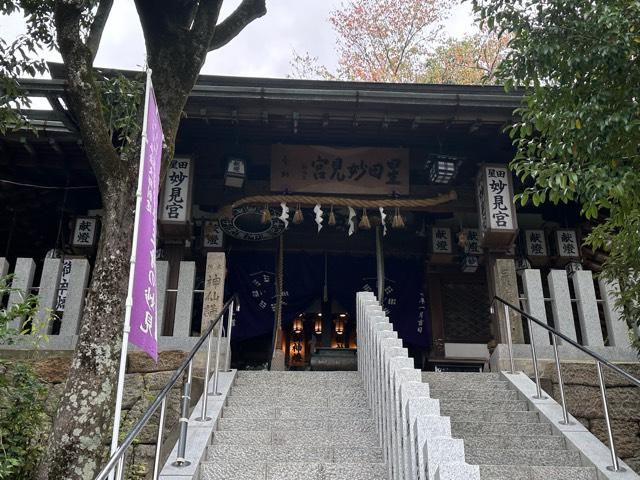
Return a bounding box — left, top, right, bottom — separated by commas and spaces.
502, 371, 639, 480
159, 370, 237, 480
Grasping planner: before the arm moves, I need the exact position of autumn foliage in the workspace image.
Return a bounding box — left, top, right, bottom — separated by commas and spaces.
291, 0, 509, 85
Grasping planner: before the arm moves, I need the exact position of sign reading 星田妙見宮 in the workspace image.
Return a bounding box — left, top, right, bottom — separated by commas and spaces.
128, 77, 163, 361
271, 144, 410, 195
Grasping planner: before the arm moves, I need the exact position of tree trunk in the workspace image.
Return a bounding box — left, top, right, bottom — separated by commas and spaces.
37, 171, 137, 480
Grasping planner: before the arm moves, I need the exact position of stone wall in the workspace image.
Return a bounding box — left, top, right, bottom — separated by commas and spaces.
539, 362, 640, 472
32, 350, 198, 479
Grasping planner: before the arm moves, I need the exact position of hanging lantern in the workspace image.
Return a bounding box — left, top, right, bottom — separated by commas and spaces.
224, 157, 246, 188
293, 204, 303, 224
335, 316, 345, 335
293, 315, 304, 333
314, 317, 322, 335
358, 208, 371, 230
328, 205, 336, 226
427, 154, 459, 185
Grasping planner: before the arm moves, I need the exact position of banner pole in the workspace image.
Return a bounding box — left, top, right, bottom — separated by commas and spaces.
108, 68, 154, 479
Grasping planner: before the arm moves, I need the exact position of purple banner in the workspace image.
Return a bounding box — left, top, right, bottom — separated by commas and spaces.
129, 74, 163, 360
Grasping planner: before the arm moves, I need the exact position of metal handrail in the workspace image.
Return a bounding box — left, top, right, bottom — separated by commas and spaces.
95, 294, 239, 480
493, 295, 640, 473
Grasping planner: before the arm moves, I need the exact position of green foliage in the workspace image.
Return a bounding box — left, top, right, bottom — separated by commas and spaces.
98, 73, 144, 156
472, 0, 640, 347
0, 275, 50, 479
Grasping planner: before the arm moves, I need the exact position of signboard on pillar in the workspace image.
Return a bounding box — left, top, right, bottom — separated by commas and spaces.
462, 228, 482, 255
525, 230, 548, 257
430, 226, 453, 263
555, 229, 580, 259
203, 220, 224, 249
71, 217, 98, 248
160, 156, 193, 237
476, 164, 519, 249
270, 144, 410, 195
202, 252, 226, 334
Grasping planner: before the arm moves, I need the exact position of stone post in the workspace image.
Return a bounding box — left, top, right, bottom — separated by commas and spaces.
172, 261, 195, 337
0, 257, 8, 278
202, 252, 226, 336
598, 279, 632, 348
572, 270, 605, 347
37, 258, 62, 334
8, 258, 36, 330
488, 257, 524, 343
59, 258, 89, 337
547, 269, 577, 344
521, 269, 550, 346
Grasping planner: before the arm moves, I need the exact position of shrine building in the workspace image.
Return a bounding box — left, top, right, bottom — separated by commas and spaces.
0, 70, 635, 370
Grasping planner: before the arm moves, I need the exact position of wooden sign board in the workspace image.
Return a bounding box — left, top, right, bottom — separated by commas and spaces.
476, 164, 519, 248
270, 144, 410, 195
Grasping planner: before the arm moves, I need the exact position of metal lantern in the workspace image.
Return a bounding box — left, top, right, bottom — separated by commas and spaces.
565, 260, 583, 278
460, 254, 479, 273
293, 316, 304, 334
427, 155, 459, 184
515, 256, 532, 275
224, 157, 246, 188
314, 317, 322, 335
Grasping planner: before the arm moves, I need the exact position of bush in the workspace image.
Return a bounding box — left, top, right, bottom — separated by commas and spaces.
0, 274, 50, 479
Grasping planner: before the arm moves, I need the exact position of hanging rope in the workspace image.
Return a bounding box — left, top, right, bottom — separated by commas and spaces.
227, 190, 457, 212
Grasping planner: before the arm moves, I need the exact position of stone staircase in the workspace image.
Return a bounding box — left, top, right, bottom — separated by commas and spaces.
200, 371, 387, 480
422, 372, 599, 480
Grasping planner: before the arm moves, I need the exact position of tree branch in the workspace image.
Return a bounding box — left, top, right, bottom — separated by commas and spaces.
86, 0, 114, 62
54, 0, 122, 195
191, 0, 223, 46
208, 0, 266, 51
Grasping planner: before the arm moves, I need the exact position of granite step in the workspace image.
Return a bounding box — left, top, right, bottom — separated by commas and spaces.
478, 465, 597, 480
462, 434, 566, 451
222, 405, 372, 420
212, 430, 380, 447
466, 447, 582, 467
229, 385, 366, 396
422, 379, 510, 390
217, 417, 376, 433
199, 461, 387, 480
451, 421, 553, 437
438, 399, 529, 412
428, 388, 519, 401
422, 372, 501, 382
206, 444, 384, 463
226, 395, 369, 408
441, 410, 539, 424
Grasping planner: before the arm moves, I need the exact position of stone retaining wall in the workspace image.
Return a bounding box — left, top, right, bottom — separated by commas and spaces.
32, 350, 198, 479
539, 362, 640, 472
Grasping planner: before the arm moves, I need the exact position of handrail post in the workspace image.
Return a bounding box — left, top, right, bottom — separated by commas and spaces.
116, 456, 124, 480
552, 333, 571, 425
152, 397, 167, 480
211, 300, 232, 396
172, 361, 193, 467
596, 361, 623, 472
223, 303, 234, 372
197, 331, 214, 421
503, 303, 515, 374
528, 318, 546, 399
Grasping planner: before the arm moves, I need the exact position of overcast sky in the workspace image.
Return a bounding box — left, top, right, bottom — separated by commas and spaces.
1, 0, 477, 79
